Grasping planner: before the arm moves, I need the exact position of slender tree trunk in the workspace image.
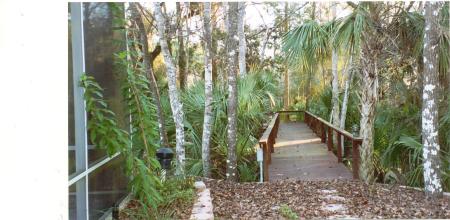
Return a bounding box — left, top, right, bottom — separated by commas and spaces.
185, 2, 190, 85
176, 3, 187, 90
226, 2, 239, 182
340, 56, 353, 130
283, 2, 290, 109
211, 3, 218, 82
340, 56, 354, 149
153, 2, 186, 176
238, 2, 247, 77
201, 2, 213, 178
259, 28, 271, 65
305, 2, 316, 110
331, 4, 340, 128
224, 2, 229, 33
305, 71, 312, 110
422, 1, 443, 198
130, 3, 169, 147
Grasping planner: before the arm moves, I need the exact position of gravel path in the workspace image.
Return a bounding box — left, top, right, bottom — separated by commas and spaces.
205, 179, 450, 219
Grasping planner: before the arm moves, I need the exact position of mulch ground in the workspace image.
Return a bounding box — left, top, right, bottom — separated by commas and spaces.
205, 179, 450, 219
119, 198, 193, 220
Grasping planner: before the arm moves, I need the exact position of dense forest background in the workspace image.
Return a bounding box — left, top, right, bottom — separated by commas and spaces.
80, 2, 449, 216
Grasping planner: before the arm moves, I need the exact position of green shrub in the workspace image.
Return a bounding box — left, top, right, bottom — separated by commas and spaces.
279, 204, 299, 219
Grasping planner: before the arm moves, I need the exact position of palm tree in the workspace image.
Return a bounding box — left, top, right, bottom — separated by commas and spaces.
201, 2, 213, 178
282, 20, 330, 110
153, 2, 186, 176
284, 2, 382, 184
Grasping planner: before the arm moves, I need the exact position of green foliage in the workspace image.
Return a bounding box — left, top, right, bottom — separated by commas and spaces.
80, 74, 130, 156
122, 177, 195, 219
116, 48, 160, 156
279, 204, 299, 219
333, 4, 370, 56
308, 86, 332, 119
80, 73, 163, 210
180, 69, 279, 181
283, 20, 330, 72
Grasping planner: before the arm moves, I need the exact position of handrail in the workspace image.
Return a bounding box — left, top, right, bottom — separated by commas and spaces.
258, 113, 280, 181
258, 111, 302, 181
304, 111, 362, 179
259, 113, 279, 143
305, 111, 362, 141
257, 110, 362, 181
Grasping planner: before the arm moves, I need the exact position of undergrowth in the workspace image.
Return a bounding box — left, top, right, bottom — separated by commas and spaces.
279, 204, 299, 219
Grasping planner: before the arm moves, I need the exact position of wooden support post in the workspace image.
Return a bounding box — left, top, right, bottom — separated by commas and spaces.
352, 140, 361, 179
344, 139, 351, 158
320, 122, 326, 143
337, 132, 342, 162
314, 118, 318, 135
270, 134, 275, 153
327, 127, 333, 151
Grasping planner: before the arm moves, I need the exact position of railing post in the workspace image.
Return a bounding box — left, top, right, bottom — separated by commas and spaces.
352, 140, 361, 179
260, 142, 269, 181
320, 122, 326, 143
270, 133, 275, 154
327, 127, 333, 151
344, 141, 351, 158
313, 118, 317, 134
337, 132, 342, 162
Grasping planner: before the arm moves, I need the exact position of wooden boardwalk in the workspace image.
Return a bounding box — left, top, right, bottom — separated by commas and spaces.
268, 121, 353, 181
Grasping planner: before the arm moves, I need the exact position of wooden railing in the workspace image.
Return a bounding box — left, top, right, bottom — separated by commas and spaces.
304, 111, 362, 179
257, 110, 362, 181
258, 113, 280, 181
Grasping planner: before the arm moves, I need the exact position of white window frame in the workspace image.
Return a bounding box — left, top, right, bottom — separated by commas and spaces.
69, 3, 127, 220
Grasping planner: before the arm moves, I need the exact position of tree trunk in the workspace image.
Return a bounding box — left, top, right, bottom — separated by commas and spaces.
283, 2, 290, 109
339, 56, 354, 149
421, 1, 443, 198
224, 2, 230, 33
331, 4, 340, 128
226, 2, 239, 182
305, 71, 312, 110
340, 56, 353, 130
176, 2, 187, 90
201, 2, 213, 178
185, 2, 190, 86
359, 32, 380, 184
130, 3, 169, 147
153, 2, 186, 176
259, 28, 272, 65
305, 2, 316, 110
211, 3, 218, 82
238, 2, 247, 77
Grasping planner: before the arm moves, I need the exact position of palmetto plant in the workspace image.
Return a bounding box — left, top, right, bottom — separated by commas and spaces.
180, 69, 279, 181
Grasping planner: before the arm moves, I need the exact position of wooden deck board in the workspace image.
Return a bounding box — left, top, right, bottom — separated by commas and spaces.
268, 122, 353, 181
